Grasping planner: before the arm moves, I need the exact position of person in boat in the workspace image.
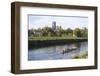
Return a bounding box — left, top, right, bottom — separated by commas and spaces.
62, 46, 79, 54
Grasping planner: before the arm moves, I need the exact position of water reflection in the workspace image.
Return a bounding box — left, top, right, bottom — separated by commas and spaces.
28, 41, 88, 60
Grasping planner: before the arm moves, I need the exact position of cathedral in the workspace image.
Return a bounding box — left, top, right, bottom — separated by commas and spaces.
52, 21, 56, 31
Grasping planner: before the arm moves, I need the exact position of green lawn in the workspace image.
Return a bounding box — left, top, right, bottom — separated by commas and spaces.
29, 36, 87, 41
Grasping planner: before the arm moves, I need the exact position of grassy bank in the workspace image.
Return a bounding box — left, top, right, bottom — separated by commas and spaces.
72, 51, 88, 59
29, 36, 87, 41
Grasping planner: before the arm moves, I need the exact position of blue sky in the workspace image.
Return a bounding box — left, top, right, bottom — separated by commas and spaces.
28, 15, 88, 29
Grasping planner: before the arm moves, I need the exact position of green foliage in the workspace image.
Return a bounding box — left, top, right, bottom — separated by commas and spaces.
81, 27, 88, 38
28, 25, 88, 38
28, 36, 87, 41
48, 32, 53, 37
73, 27, 88, 38
73, 51, 88, 59
74, 28, 82, 37
65, 28, 73, 35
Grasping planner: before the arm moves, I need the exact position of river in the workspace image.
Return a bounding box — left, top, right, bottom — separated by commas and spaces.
28, 41, 88, 60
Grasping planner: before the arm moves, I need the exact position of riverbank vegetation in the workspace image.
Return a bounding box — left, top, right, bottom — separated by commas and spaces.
29, 36, 87, 41
72, 51, 88, 59
28, 26, 88, 41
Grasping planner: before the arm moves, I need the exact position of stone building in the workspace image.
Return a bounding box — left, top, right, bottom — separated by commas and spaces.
52, 21, 56, 31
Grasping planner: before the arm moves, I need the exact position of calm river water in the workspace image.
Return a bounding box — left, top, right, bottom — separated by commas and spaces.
28, 41, 88, 60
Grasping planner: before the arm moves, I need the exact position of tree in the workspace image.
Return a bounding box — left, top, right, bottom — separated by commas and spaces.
56, 26, 62, 37
74, 28, 82, 37
42, 27, 50, 36
81, 27, 88, 38
48, 32, 53, 37
28, 29, 34, 37
65, 28, 73, 36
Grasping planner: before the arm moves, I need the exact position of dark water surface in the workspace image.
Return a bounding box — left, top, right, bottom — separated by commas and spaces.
28, 41, 88, 60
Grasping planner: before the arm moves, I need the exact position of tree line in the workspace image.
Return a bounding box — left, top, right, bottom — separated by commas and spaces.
28, 26, 88, 38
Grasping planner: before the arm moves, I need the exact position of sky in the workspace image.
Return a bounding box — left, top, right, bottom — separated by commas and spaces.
28, 15, 88, 30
